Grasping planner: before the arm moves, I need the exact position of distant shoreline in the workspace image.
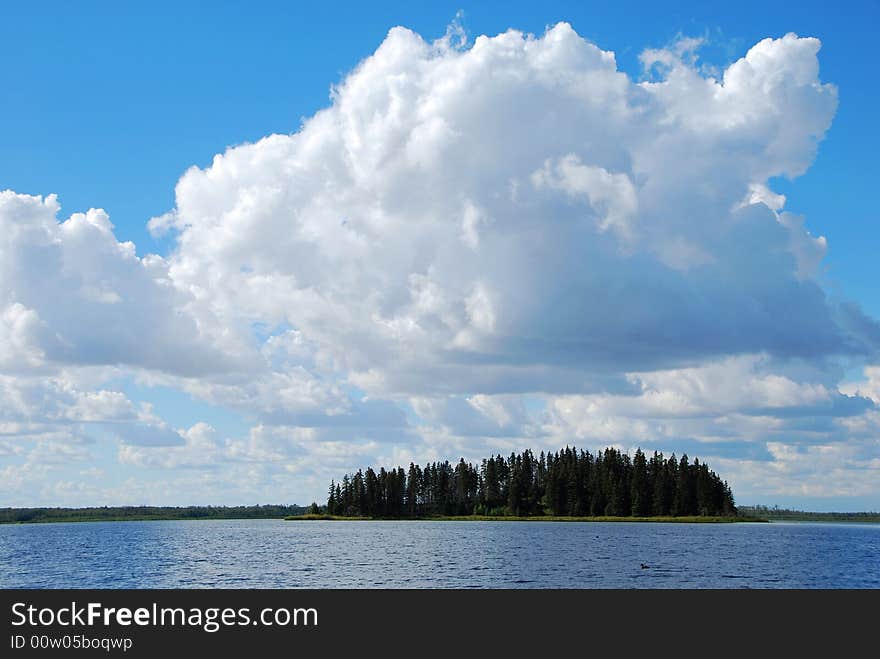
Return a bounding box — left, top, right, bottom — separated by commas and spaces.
0, 505, 306, 525
736, 507, 880, 524
1, 513, 767, 525
5, 507, 879, 525
0, 511, 767, 525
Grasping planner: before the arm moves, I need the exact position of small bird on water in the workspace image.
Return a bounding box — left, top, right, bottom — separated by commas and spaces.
640, 563, 650, 569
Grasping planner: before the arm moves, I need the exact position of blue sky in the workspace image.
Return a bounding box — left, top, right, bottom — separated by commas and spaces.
1, 1, 878, 510
3, 0, 877, 316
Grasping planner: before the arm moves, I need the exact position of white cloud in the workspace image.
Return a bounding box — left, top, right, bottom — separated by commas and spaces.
544, 354, 872, 443
531, 154, 639, 239
1, 23, 878, 506
713, 440, 880, 499
119, 422, 221, 468
0, 191, 252, 377
841, 365, 880, 405
0, 303, 47, 370
409, 393, 537, 438
152, 23, 867, 403
0, 373, 138, 424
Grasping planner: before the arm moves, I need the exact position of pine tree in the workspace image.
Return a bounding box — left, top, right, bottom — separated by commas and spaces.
327, 480, 337, 515
406, 463, 421, 517
631, 448, 650, 516
364, 468, 378, 517
483, 457, 501, 513
324, 446, 738, 519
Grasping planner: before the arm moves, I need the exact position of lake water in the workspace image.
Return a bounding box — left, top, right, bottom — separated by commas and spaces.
1, 519, 878, 588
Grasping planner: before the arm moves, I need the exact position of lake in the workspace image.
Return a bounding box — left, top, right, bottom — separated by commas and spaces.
1, 519, 878, 588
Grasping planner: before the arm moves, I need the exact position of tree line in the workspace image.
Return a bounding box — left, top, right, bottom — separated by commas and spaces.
737, 505, 880, 523
0, 505, 307, 524
325, 447, 737, 518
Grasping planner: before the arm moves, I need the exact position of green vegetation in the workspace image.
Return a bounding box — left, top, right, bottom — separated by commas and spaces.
288, 514, 371, 521
324, 446, 739, 519
287, 514, 763, 523
739, 505, 880, 523
0, 505, 307, 524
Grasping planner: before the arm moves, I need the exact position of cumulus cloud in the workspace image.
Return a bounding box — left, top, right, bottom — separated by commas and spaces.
1, 22, 878, 505
153, 24, 870, 402
119, 422, 222, 468
0, 191, 253, 377
0, 375, 131, 423
410, 393, 539, 439
713, 440, 880, 498
841, 366, 880, 405
543, 354, 873, 445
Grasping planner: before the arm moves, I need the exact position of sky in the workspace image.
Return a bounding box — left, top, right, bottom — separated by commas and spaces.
1, 0, 878, 511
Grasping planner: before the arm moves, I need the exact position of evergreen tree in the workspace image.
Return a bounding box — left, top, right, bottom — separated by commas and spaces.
406, 463, 421, 516
673, 454, 698, 516
327, 480, 337, 515
325, 446, 737, 519
631, 448, 651, 516
483, 457, 501, 513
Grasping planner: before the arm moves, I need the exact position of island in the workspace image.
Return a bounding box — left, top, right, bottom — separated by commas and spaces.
295, 447, 765, 522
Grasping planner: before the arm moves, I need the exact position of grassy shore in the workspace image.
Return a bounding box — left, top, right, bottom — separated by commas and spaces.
0, 507, 769, 525
285, 514, 767, 523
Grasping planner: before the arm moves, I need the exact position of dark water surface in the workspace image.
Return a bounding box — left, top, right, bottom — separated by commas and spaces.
1, 519, 877, 588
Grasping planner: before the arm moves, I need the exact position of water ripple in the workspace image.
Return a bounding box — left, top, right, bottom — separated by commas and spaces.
0, 520, 877, 588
